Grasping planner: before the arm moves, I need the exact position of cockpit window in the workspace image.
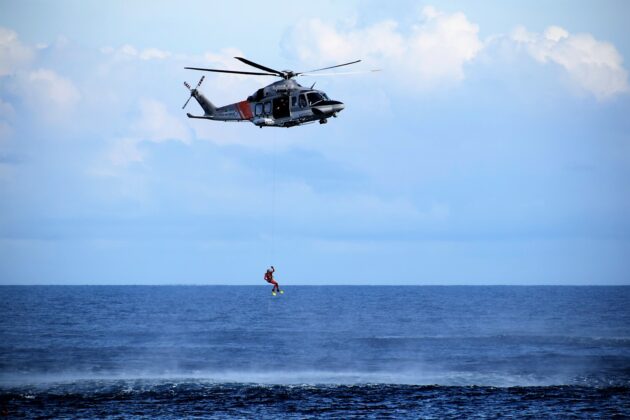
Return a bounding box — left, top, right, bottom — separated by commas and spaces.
254, 89, 264, 101
307, 92, 325, 105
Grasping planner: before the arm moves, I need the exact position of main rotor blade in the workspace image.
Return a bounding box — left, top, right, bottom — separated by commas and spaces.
184, 67, 277, 76
297, 60, 362, 75
298, 69, 381, 77
234, 57, 284, 76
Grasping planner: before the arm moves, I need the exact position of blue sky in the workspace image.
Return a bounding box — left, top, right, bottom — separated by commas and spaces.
0, 1, 629, 285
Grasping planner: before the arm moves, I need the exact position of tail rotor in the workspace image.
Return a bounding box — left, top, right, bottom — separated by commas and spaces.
182, 75, 205, 109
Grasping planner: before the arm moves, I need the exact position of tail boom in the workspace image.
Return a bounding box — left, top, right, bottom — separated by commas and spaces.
193, 100, 253, 122
191, 90, 216, 116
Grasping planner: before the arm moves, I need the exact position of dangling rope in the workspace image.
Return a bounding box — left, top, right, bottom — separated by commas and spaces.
270, 136, 277, 263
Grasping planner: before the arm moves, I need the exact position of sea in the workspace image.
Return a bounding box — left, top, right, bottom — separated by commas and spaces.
1, 285, 629, 418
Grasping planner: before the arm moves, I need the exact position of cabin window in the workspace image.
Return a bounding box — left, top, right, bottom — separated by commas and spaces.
255, 103, 263, 116
263, 101, 272, 114
291, 96, 297, 107
299, 94, 307, 108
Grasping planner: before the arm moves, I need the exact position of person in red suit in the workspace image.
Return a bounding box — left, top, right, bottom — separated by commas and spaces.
264, 266, 282, 295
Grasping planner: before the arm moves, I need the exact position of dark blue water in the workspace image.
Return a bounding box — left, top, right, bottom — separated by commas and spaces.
1, 286, 629, 418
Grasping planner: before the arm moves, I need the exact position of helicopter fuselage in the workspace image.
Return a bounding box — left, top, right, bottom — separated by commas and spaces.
187, 79, 345, 128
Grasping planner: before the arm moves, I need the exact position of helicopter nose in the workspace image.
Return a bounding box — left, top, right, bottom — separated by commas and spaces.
333, 101, 345, 112
311, 100, 345, 116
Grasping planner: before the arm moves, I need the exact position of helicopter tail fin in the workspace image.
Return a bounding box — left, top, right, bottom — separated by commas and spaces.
183, 76, 216, 116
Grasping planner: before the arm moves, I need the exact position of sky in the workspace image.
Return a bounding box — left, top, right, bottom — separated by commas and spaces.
0, 1, 629, 285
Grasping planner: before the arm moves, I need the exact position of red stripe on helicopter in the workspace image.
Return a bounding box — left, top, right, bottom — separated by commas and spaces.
236, 101, 253, 120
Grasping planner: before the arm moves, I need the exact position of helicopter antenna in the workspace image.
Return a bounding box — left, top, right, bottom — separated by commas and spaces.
182, 75, 205, 109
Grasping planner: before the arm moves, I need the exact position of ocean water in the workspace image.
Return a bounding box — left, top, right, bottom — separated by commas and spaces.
1, 285, 629, 418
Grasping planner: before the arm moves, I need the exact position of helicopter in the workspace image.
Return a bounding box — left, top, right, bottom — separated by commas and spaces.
182, 57, 371, 128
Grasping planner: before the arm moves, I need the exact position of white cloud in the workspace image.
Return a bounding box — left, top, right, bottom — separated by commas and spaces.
408, 7, 483, 83
104, 99, 191, 167
283, 10, 629, 100
99, 46, 115, 55
0, 28, 80, 133
107, 137, 145, 167
119, 44, 138, 57
511, 25, 629, 100
133, 99, 191, 144
283, 19, 405, 65
28, 69, 81, 108
0, 27, 34, 76
0, 98, 15, 143
0, 120, 12, 143
281, 6, 482, 90
101, 44, 173, 61
544, 26, 568, 43
203, 47, 248, 70
12, 69, 82, 121
0, 98, 15, 120
139, 48, 171, 60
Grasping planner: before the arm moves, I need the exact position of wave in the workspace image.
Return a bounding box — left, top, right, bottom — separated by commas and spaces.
2, 380, 629, 419
2, 368, 628, 389
360, 334, 630, 344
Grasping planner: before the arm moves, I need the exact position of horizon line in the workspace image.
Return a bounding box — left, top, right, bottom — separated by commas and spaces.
0, 284, 628, 287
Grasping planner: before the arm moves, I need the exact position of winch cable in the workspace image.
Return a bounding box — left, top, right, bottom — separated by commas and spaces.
270, 136, 277, 263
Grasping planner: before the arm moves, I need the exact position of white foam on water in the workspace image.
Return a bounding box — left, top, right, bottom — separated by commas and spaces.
0, 368, 582, 388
